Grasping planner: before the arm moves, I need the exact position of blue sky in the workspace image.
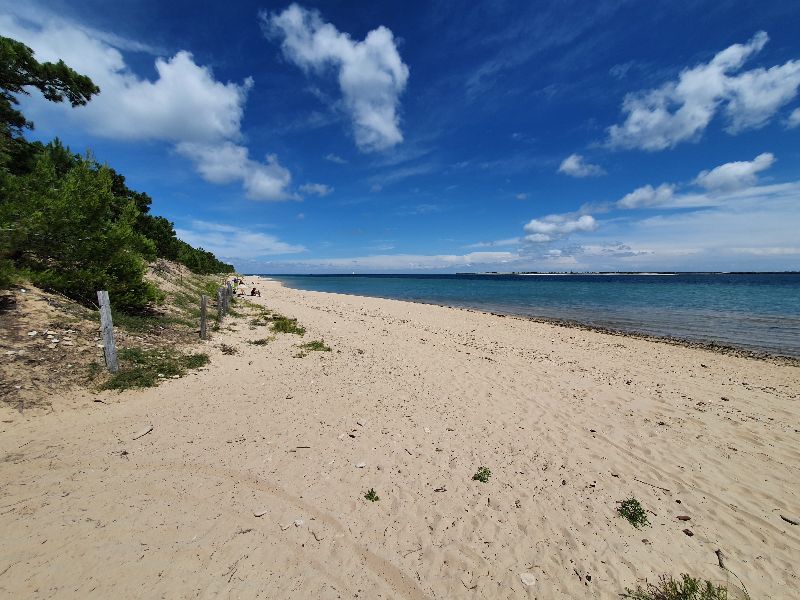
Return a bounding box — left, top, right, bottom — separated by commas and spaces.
2, 0, 800, 272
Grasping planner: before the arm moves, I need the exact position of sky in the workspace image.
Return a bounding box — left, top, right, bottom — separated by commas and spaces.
2, 0, 800, 273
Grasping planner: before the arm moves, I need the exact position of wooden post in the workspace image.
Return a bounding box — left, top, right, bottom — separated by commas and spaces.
217, 288, 225, 321
200, 294, 208, 339
97, 290, 119, 373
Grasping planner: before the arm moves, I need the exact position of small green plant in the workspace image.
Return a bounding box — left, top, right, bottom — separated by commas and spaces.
299, 340, 331, 352
271, 315, 305, 335
625, 574, 730, 600
472, 466, 491, 483
103, 347, 209, 390
618, 497, 650, 528
248, 338, 271, 346
219, 343, 238, 355
364, 488, 380, 502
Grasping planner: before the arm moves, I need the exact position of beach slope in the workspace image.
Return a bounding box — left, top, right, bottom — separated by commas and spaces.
1, 277, 798, 598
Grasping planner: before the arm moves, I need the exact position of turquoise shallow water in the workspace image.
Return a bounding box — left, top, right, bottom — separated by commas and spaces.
262, 273, 800, 358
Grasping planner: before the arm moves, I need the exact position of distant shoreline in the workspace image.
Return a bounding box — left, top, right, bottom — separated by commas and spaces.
256, 276, 800, 364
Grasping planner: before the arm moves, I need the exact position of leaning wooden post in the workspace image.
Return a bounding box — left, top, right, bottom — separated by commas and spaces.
200, 294, 208, 339
97, 290, 119, 373
217, 288, 225, 322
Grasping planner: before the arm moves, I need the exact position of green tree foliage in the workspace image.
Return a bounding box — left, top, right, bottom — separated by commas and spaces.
0, 36, 99, 135
0, 36, 234, 309
3, 150, 160, 310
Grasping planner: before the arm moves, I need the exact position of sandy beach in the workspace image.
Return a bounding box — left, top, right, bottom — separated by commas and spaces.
1, 276, 798, 599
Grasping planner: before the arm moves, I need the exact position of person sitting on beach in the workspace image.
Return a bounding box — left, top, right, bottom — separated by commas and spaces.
250, 287, 261, 297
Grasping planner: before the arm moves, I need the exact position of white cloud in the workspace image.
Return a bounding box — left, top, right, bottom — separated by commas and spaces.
557, 153, 605, 177
466, 237, 521, 249
176, 143, 294, 201
265, 3, 409, 152
787, 107, 800, 128
608, 32, 800, 150
262, 251, 516, 271
523, 214, 597, 242
515, 193, 528, 200
694, 152, 774, 191
617, 183, 676, 209
299, 182, 333, 196
324, 153, 348, 164
175, 220, 306, 262
1, 12, 294, 200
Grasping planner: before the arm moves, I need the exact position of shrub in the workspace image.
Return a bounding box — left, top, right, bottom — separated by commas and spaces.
364, 488, 379, 502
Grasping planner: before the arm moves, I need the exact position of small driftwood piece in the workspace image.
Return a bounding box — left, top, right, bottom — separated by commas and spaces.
132, 425, 153, 440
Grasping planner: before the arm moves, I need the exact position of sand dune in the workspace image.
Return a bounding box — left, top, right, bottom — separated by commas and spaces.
1, 277, 798, 598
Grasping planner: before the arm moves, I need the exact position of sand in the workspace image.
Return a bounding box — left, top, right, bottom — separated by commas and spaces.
1, 276, 798, 599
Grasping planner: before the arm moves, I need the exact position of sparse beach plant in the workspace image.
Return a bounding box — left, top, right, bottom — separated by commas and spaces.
472, 466, 491, 483
618, 497, 650, 528
103, 347, 209, 390
271, 315, 305, 335
364, 488, 380, 502
248, 338, 271, 346
219, 343, 238, 354
625, 573, 730, 600
299, 340, 331, 352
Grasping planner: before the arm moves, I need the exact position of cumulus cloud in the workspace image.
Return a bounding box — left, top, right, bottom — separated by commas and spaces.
787, 107, 800, 128
175, 220, 306, 262
176, 143, 294, 201
608, 31, 800, 150
265, 3, 409, 152
523, 214, 597, 243
299, 182, 333, 196
557, 153, 605, 177
1, 12, 294, 200
617, 183, 676, 209
694, 152, 775, 191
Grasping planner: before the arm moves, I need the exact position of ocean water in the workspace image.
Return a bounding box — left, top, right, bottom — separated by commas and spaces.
265, 274, 800, 358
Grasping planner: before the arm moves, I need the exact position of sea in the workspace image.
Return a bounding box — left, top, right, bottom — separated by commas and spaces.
263, 273, 800, 358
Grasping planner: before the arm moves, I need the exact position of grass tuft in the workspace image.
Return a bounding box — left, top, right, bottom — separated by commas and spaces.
298, 340, 331, 352
618, 497, 650, 528
103, 347, 209, 390
219, 343, 238, 355
271, 314, 305, 335
248, 338, 272, 346
472, 466, 491, 483
364, 488, 380, 502
625, 574, 730, 600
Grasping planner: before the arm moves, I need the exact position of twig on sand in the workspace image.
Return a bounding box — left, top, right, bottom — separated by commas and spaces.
405, 448, 413, 456
780, 514, 799, 525
132, 426, 153, 440
633, 477, 670, 492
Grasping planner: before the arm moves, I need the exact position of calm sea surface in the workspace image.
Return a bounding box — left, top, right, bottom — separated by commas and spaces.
263, 274, 800, 358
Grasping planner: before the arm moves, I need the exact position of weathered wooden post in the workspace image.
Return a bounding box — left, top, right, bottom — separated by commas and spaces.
200, 294, 208, 339
97, 290, 119, 373
217, 288, 225, 321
